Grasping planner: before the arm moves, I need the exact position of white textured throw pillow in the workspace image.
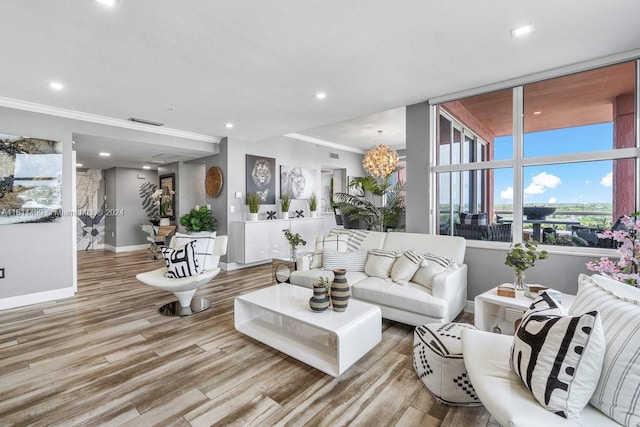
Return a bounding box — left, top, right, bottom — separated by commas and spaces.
161, 240, 200, 278
390, 250, 424, 285
569, 274, 640, 426
412, 253, 453, 290
364, 249, 399, 279
174, 231, 216, 270
310, 234, 349, 268
510, 292, 605, 419
322, 248, 367, 271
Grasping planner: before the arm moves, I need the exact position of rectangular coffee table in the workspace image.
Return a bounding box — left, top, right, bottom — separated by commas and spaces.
234, 283, 381, 377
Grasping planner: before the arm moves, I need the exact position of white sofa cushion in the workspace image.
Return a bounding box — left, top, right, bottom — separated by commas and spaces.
570, 274, 640, 426
462, 329, 620, 427
351, 277, 445, 319
510, 292, 605, 419
390, 250, 423, 285
412, 253, 454, 290
382, 232, 466, 265
364, 249, 399, 278
322, 248, 367, 271
310, 234, 349, 268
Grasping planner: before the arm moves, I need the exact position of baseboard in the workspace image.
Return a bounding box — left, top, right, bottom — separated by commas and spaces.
104, 244, 148, 253
464, 300, 474, 313
0, 287, 75, 310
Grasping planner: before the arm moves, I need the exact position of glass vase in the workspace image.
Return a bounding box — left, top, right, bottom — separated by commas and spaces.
514, 271, 525, 291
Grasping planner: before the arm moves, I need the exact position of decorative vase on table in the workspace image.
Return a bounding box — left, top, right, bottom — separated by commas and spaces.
309, 282, 330, 312
330, 269, 350, 312
514, 271, 525, 291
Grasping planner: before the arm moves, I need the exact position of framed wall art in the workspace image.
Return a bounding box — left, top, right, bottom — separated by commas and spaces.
280, 165, 316, 199
246, 155, 275, 204
159, 173, 176, 219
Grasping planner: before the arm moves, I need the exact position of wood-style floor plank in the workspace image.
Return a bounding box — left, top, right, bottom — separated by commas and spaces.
0, 249, 492, 426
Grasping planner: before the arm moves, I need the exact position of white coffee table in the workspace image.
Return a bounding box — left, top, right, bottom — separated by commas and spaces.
234, 283, 382, 377
474, 286, 575, 335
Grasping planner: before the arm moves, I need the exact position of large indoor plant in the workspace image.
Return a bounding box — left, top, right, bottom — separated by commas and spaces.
179, 206, 217, 232
505, 240, 548, 290
586, 212, 639, 286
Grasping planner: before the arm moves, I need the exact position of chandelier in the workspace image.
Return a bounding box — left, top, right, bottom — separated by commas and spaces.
362, 145, 399, 178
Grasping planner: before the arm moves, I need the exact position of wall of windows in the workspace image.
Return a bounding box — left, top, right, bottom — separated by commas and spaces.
432, 60, 638, 248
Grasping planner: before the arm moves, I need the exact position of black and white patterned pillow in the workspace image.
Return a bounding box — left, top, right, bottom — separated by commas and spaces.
390, 250, 424, 285
322, 248, 367, 271
459, 212, 488, 225
310, 234, 349, 268
174, 232, 216, 271
570, 274, 640, 426
510, 292, 605, 419
161, 240, 200, 278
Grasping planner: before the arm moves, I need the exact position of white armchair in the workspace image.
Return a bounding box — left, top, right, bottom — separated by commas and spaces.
136, 235, 228, 316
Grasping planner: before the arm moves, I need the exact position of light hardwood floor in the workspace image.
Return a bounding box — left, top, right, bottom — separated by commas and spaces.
0, 249, 493, 426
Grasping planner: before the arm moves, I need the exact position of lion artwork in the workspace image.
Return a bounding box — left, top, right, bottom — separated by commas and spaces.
251, 159, 272, 201
281, 167, 306, 199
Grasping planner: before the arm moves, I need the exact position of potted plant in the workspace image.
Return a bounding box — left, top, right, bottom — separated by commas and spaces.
283, 229, 306, 262
281, 193, 291, 219
246, 192, 260, 221
309, 193, 318, 218
179, 206, 217, 233
151, 188, 175, 226
505, 240, 548, 290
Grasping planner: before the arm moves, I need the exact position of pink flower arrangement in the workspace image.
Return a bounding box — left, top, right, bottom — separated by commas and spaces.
586, 213, 640, 287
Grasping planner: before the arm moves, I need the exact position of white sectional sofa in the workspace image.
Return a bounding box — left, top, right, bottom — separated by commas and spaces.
462, 274, 640, 427
289, 230, 467, 326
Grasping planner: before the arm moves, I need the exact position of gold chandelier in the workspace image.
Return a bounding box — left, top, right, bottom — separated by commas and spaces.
362, 145, 399, 178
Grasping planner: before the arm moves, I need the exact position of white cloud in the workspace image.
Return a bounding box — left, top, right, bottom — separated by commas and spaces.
524, 183, 546, 195
548, 197, 557, 203
600, 171, 613, 187
500, 186, 513, 200
532, 172, 561, 189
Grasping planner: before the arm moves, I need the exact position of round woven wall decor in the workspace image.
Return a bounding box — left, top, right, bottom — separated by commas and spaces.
205, 166, 223, 197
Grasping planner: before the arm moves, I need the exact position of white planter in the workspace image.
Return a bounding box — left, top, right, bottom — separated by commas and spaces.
250, 212, 259, 221
310, 210, 317, 218
159, 217, 170, 226
281, 212, 289, 219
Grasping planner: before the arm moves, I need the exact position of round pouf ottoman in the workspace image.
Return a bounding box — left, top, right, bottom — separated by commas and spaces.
413, 322, 481, 406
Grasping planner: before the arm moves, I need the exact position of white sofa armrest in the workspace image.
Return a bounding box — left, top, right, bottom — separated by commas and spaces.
432, 264, 467, 321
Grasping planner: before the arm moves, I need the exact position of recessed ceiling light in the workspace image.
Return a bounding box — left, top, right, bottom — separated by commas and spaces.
511, 24, 534, 38
225, 123, 234, 129
99, 152, 110, 157
315, 92, 327, 100
76, 163, 83, 167
49, 81, 64, 90
533, 111, 542, 115
142, 165, 151, 170
96, 0, 120, 8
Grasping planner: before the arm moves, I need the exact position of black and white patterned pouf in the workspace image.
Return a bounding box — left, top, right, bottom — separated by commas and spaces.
413, 322, 481, 406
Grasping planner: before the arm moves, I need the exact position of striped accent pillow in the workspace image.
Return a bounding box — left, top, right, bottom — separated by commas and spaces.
161, 240, 200, 278
174, 231, 216, 271
327, 228, 370, 251
510, 292, 605, 419
459, 212, 488, 225
412, 253, 453, 290
310, 234, 349, 268
569, 274, 640, 426
391, 250, 424, 285
364, 249, 399, 279
322, 248, 367, 271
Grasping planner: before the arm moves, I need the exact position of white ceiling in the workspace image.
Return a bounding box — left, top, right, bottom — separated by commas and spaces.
1, 1, 639, 168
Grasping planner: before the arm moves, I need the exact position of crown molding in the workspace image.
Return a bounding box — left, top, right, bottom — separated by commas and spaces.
284, 133, 365, 154
0, 96, 221, 143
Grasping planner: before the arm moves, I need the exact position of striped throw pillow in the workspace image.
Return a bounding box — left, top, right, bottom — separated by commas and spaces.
459, 212, 488, 225
322, 248, 367, 271
364, 249, 399, 279
569, 274, 640, 426
391, 250, 424, 285
310, 234, 349, 268
161, 240, 200, 278
412, 253, 453, 290
511, 292, 605, 419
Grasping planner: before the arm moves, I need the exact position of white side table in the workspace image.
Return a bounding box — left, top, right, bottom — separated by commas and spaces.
474, 287, 575, 335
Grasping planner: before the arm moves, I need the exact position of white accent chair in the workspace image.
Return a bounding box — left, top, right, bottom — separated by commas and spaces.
136, 235, 228, 316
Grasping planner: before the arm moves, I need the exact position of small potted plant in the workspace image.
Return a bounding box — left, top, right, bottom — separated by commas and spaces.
283, 229, 306, 262
505, 240, 548, 290
246, 192, 260, 221
281, 193, 291, 219
179, 206, 217, 233
309, 193, 318, 218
